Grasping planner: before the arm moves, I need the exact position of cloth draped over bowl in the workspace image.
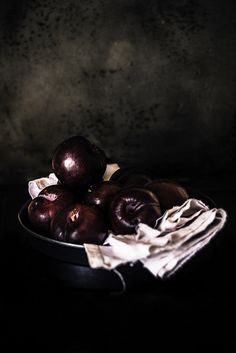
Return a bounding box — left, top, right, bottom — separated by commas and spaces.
84, 199, 227, 278
28, 173, 227, 279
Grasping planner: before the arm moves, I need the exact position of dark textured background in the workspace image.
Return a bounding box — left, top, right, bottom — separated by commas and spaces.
0, 0, 236, 183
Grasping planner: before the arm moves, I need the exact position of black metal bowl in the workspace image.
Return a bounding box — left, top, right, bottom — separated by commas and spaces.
17, 188, 216, 292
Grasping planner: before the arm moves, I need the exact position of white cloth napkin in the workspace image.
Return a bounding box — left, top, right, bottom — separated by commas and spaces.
84, 199, 227, 279
28, 173, 59, 199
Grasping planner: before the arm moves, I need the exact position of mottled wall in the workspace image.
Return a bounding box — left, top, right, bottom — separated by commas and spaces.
0, 0, 236, 183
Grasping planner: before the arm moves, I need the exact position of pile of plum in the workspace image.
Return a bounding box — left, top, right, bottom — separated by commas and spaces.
27, 136, 189, 245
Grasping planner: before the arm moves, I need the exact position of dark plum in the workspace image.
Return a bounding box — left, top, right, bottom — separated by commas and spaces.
145, 180, 189, 211
110, 167, 152, 187
50, 203, 108, 245
85, 181, 122, 211
109, 187, 162, 234
109, 167, 137, 182
27, 185, 76, 234
52, 136, 107, 191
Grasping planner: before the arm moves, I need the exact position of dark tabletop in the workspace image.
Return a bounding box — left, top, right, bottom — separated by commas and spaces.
0, 176, 236, 353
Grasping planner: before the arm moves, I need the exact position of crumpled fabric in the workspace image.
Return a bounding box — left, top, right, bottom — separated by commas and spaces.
84, 199, 227, 278
28, 173, 59, 199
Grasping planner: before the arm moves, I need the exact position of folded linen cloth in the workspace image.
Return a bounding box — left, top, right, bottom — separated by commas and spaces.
84, 199, 227, 279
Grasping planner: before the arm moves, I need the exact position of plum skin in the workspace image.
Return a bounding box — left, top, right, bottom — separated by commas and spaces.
27, 185, 76, 234
110, 167, 152, 187
52, 136, 107, 191
109, 187, 162, 234
85, 180, 122, 211
50, 203, 108, 245
145, 180, 189, 211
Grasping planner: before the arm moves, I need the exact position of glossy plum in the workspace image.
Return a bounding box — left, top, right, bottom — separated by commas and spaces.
50, 203, 108, 245
27, 185, 76, 234
109, 187, 162, 234
52, 136, 107, 191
